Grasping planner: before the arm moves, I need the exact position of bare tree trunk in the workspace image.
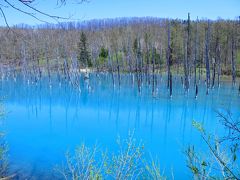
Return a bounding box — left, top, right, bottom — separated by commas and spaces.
139, 41, 143, 85
37, 56, 42, 80
194, 18, 198, 86
146, 43, 150, 85
109, 51, 115, 87
216, 36, 221, 88
152, 46, 155, 95
205, 20, 211, 94
198, 53, 201, 82
127, 38, 132, 74
183, 13, 190, 92
231, 33, 236, 86
115, 51, 121, 88
169, 72, 172, 97
212, 59, 216, 88
21, 44, 28, 82
184, 32, 188, 91
195, 84, 198, 99
137, 39, 142, 93
186, 13, 191, 90
46, 54, 51, 86
238, 83, 240, 95
167, 20, 171, 89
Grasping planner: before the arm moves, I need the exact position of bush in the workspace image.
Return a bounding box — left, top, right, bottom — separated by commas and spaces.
56, 132, 167, 180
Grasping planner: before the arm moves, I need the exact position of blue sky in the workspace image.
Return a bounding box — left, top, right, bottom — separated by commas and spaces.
1, 0, 239, 26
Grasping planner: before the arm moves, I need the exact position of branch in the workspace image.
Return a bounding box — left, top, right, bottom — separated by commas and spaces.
0, 7, 9, 28
4, 0, 49, 23
1, 0, 88, 27
201, 134, 239, 180
18, 0, 72, 21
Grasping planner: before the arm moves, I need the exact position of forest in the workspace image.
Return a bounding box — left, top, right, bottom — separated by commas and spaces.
0, 16, 239, 88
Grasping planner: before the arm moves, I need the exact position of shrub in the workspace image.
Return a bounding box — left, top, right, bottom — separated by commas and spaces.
56, 132, 167, 180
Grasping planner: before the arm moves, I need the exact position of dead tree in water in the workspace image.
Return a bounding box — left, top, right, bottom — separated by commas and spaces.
115, 50, 121, 88
186, 13, 191, 89
166, 20, 171, 89
45, 49, 51, 86
212, 57, 216, 88
151, 45, 155, 95
195, 84, 198, 99
127, 38, 134, 85
63, 58, 70, 81
37, 54, 42, 80
108, 50, 115, 87
139, 40, 143, 85
144, 33, 150, 85
56, 49, 61, 84
194, 18, 198, 86
184, 13, 191, 91
21, 44, 28, 82
238, 83, 240, 95
127, 38, 132, 74
216, 34, 221, 88
231, 25, 236, 86
205, 21, 211, 94
136, 38, 142, 93
169, 72, 172, 97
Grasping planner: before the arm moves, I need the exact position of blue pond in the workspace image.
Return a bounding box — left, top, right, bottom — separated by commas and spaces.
0, 73, 239, 179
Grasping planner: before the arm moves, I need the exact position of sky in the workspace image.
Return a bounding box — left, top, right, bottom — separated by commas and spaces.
0, 0, 239, 26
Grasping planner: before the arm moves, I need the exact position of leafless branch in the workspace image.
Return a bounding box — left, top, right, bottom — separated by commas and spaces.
0, 0, 88, 27
0, 7, 9, 28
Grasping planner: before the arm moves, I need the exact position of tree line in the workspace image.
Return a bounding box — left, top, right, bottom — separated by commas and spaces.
0, 16, 239, 89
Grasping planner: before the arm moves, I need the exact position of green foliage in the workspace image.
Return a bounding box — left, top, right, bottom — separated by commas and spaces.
56, 144, 105, 180
133, 38, 138, 55
77, 32, 92, 67
99, 47, 108, 59
107, 134, 145, 179
57, 133, 166, 180
97, 47, 108, 66
192, 120, 205, 134
151, 47, 161, 65
186, 116, 240, 180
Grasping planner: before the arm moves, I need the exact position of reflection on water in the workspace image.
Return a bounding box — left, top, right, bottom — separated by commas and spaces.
0, 73, 239, 179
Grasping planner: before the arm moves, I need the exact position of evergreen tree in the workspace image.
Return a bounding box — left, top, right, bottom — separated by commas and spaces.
77, 32, 92, 67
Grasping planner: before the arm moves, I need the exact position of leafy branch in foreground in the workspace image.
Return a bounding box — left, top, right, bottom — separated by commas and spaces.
217, 110, 240, 143
56, 132, 167, 180
0, 132, 8, 178
55, 144, 106, 180
0, 102, 8, 179
186, 115, 240, 180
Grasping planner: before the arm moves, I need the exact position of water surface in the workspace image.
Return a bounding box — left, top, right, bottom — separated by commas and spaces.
0, 74, 239, 179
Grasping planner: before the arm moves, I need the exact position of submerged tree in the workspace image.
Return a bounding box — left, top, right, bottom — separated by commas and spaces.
231, 23, 237, 86
215, 29, 221, 88
205, 21, 211, 94
166, 20, 172, 90
183, 13, 191, 91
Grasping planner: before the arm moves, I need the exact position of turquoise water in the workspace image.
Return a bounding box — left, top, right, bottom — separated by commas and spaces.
0, 73, 239, 179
